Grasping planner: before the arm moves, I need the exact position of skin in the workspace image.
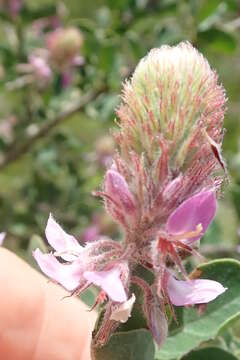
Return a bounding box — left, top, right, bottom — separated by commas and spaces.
0, 248, 97, 360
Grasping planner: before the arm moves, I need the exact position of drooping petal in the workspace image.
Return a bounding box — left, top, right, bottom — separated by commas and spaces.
0, 232, 6, 246
83, 267, 127, 302
45, 214, 82, 261
110, 293, 136, 323
167, 275, 227, 306
33, 248, 83, 291
167, 190, 216, 244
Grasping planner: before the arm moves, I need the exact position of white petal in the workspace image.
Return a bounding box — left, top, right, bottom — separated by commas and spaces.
110, 294, 136, 323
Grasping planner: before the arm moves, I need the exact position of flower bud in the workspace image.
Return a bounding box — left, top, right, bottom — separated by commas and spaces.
104, 169, 138, 227
115, 42, 226, 171
47, 27, 83, 69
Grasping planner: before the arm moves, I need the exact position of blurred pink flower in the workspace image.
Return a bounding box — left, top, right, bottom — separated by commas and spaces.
0, 0, 23, 17
82, 223, 100, 243
29, 54, 52, 84
0, 232, 6, 246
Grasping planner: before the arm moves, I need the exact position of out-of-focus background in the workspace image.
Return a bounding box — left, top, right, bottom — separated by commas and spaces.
0, 0, 239, 265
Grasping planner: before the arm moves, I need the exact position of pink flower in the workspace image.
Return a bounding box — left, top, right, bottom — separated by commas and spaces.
167, 274, 227, 306
33, 214, 127, 303
167, 190, 217, 244
33, 248, 83, 291
32, 42, 228, 349
153, 190, 226, 316
84, 268, 127, 302
0, 0, 23, 17
29, 54, 52, 84
156, 190, 217, 274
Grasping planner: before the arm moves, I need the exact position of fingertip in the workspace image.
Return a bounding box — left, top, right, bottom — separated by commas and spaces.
0, 248, 96, 360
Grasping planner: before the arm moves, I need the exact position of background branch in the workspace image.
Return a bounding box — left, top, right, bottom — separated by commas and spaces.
0, 90, 100, 171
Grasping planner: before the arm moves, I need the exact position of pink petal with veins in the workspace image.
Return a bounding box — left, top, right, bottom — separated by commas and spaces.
167, 275, 227, 306
33, 248, 83, 291
167, 191, 216, 244
45, 213, 82, 261
83, 267, 127, 302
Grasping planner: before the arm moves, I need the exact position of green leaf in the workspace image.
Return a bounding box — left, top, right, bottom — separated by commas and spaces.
155, 259, 240, 360
181, 347, 238, 360
27, 235, 47, 255
80, 288, 96, 307
198, 28, 237, 53
197, 0, 222, 22
27, 235, 47, 265
91, 329, 155, 360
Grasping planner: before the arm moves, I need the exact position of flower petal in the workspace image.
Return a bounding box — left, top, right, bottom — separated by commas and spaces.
83, 268, 127, 302
33, 248, 83, 291
167, 275, 227, 306
167, 190, 216, 243
110, 293, 136, 323
45, 214, 82, 261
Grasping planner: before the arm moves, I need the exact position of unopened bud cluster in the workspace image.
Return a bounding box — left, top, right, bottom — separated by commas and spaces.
47, 27, 83, 70
17, 26, 84, 89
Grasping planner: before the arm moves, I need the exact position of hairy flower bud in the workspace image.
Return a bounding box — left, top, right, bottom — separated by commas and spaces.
115, 42, 226, 172
47, 27, 83, 69
104, 169, 138, 228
